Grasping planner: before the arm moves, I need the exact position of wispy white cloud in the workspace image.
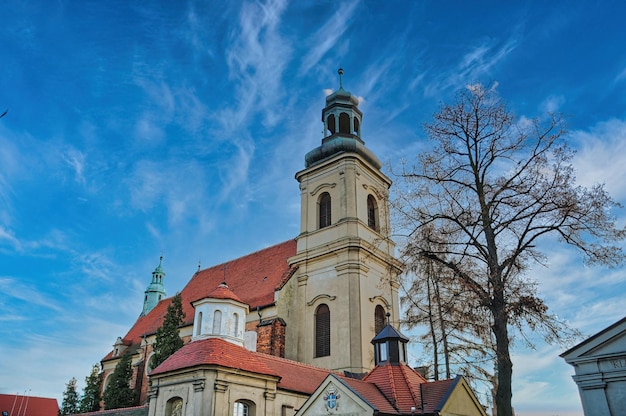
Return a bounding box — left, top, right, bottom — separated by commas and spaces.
570, 118, 626, 200
615, 66, 626, 83
0, 277, 62, 312
539, 94, 565, 113
424, 35, 519, 97
299, 0, 360, 74
62, 147, 86, 185
0, 226, 21, 250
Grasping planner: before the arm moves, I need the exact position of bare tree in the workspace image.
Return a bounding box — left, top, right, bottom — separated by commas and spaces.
401, 225, 495, 402
394, 84, 625, 416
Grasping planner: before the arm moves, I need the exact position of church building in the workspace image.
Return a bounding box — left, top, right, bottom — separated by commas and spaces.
99, 71, 485, 416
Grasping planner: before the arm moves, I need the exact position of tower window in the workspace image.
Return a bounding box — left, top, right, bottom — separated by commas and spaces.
196, 312, 203, 336
327, 114, 336, 135
354, 117, 360, 135
318, 192, 332, 229
339, 112, 350, 134
233, 313, 239, 337
212, 310, 222, 334
375, 305, 385, 335
315, 304, 331, 357
367, 194, 378, 231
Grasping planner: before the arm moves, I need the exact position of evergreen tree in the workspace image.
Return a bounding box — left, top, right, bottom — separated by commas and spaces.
102, 352, 136, 410
59, 377, 79, 416
151, 292, 186, 369
79, 363, 102, 413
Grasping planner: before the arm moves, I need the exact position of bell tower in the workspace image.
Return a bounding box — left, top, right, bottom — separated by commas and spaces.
141, 256, 167, 316
286, 70, 403, 374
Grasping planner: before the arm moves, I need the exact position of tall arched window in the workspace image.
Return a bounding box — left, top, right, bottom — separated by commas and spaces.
375, 305, 386, 335
212, 310, 222, 334
315, 304, 331, 357
233, 313, 239, 337
339, 112, 350, 133
196, 312, 203, 336
353, 117, 360, 135
367, 194, 378, 231
319, 192, 331, 229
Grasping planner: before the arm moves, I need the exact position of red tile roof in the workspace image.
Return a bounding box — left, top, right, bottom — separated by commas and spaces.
151, 337, 333, 394
150, 339, 471, 415
103, 240, 297, 361
340, 377, 399, 414
362, 363, 427, 412
421, 377, 458, 414
0, 394, 59, 416
199, 282, 245, 305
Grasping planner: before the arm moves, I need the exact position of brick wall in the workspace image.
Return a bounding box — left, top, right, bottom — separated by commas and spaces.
256, 318, 286, 357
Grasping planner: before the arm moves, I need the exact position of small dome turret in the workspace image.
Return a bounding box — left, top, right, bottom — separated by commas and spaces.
305, 68, 382, 169
141, 256, 167, 316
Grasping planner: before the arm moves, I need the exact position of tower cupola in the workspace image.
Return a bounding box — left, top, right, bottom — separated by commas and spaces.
371, 313, 409, 365
141, 256, 167, 316
305, 68, 382, 169
191, 282, 249, 347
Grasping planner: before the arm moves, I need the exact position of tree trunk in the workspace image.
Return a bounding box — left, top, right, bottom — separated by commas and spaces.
426, 274, 439, 380
492, 300, 513, 416
434, 277, 451, 378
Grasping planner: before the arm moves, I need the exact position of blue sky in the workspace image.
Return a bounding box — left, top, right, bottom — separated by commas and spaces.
1, 1, 625, 415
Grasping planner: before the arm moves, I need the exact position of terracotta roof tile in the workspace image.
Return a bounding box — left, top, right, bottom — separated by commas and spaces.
0, 394, 59, 416
151, 337, 332, 394
421, 377, 457, 413
199, 282, 245, 305
340, 377, 399, 414
102, 240, 297, 361
362, 363, 428, 413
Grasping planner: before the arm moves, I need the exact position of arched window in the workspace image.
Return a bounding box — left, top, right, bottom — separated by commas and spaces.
367, 194, 378, 231
327, 114, 336, 135
234, 400, 255, 416
315, 304, 331, 357
233, 313, 239, 337
318, 192, 331, 229
375, 305, 386, 335
166, 397, 183, 416
212, 310, 222, 334
339, 112, 350, 133
196, 312, 203, 336
354, 117, 360, 135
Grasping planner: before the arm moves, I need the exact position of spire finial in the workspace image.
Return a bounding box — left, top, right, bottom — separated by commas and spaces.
159, 255, 163, 265
221, 264, 229, 285
197, 260, 201, 273
386, 311, 391, 325
338, 68, 344, 90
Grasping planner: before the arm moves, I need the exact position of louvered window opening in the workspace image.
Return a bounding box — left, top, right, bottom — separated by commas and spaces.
315, 304, 331, 357
319, 193, 331, 229
374, 305, 385, 335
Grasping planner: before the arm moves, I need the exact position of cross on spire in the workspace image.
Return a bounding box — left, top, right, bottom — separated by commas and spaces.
221, 263, 229, 284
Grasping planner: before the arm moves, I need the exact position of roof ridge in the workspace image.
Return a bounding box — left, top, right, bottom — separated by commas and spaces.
387, 364, 399, 409
399, 364, 421, 408
256, 350, 341, 374
197, 239, 296, 274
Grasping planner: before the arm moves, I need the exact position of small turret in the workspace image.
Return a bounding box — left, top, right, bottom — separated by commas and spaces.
371, 313, 409, 365
305, 68, 381, 169
141, 256, 167, 316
